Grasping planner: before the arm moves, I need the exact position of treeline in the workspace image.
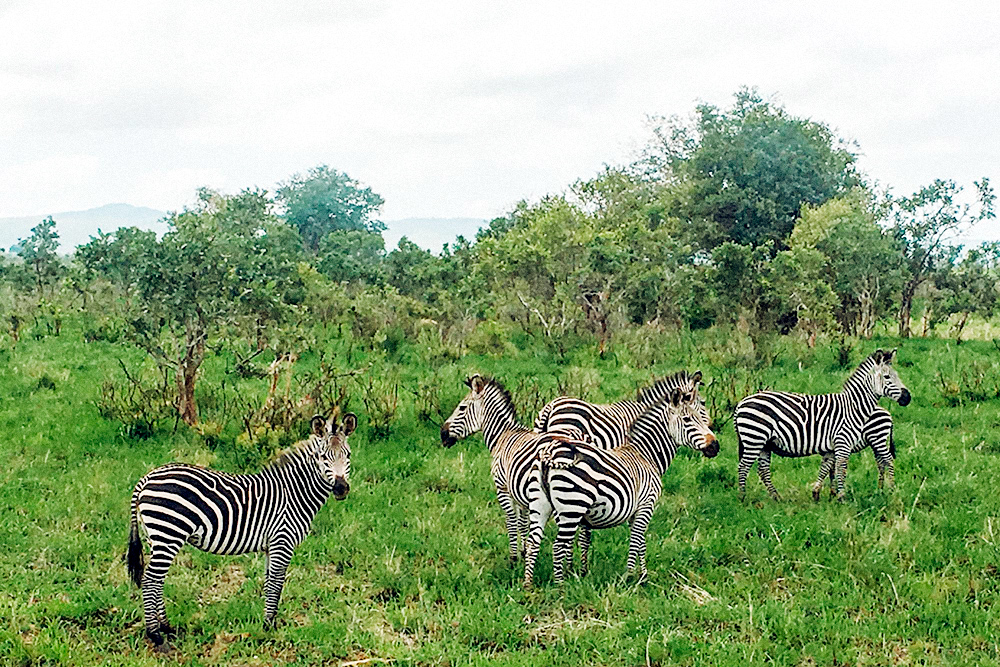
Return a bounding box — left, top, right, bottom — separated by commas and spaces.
1, 89, 997, 431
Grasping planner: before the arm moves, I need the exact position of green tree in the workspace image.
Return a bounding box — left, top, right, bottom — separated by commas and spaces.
791, 191, 905, 337
276, 165, 385, 253
317, 229, 386, 284
643, 88, 859, 248
17, 216, 62, 297
123, 188, 303, 425
891, 178, 995, 337
928, 244, 999, 342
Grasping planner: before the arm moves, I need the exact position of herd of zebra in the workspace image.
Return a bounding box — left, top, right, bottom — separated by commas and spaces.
125, 348, 910, 652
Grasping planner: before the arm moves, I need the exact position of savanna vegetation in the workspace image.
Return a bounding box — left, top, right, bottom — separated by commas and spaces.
3, 88, 1000, 666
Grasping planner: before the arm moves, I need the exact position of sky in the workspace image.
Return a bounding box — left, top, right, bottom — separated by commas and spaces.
1, 0, 999, 240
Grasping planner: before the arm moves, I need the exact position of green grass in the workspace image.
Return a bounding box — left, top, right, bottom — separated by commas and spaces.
3, 324, 1000, 665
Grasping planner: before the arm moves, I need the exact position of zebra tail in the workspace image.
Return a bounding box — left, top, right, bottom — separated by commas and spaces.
539, 437, 577, 470
126, 490, 145, 588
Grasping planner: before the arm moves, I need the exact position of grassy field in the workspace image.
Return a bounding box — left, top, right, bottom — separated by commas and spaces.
3, 324, 1000, 666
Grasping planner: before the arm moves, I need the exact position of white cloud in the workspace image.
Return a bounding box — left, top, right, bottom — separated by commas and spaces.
0, 0, 997, 237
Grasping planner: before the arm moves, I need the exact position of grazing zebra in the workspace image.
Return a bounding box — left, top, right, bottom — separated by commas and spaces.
440, 374, 543, 564
532, 370, 710, 446
126, 412, 357, 652
812, 406, 895, 501
523, 387, 718, 589
734, 348, 910, 502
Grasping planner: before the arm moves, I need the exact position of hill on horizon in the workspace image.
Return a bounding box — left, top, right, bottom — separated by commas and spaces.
0, 205, 486, 255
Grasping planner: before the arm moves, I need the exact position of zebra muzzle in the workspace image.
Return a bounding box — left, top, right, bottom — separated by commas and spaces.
701, 435, 720, 458
897, 389, 911, 406
332, 478, 350, 500
440, 423, 457, 447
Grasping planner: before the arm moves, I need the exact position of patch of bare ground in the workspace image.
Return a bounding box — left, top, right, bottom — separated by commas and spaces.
199, 563, 247, 605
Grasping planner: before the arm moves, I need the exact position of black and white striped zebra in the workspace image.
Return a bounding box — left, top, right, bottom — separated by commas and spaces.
440, 374, 542, 564
734, 348, 910, 501
812, 406, 895, 501
126, 412, 357, 652
523, 386, 718, 589
532, 371, 710, 447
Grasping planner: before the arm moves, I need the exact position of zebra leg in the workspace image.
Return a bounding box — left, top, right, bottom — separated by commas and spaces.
737, 436, 766, 501
496, 491, 521, 565
523, 489, 552, 590
263, 542, 293, 629
812, 455, 834, 502
833, 439, 852, 501
141, 541, 184, 651
552, 512, 583, 585
880, 459, 895, 490
578, 526, 592, 577
626, 506, 654, 584
757, 451, 781, 501
516, 505, 529, 561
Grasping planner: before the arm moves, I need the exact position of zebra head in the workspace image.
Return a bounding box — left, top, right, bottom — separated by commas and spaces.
310, 412, 357, 500
869, 349, 911, 406
441, 374, 488, 447
639, 370, 711, 427
664, 387, 719, 458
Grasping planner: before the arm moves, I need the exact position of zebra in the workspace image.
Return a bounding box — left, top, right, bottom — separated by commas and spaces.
126, 412, 357, 652
440, 374, 544, 565
812, 406, 895, 501
734, 348, 910, 502
522, 386, 718, 589
532, 370, 711, 447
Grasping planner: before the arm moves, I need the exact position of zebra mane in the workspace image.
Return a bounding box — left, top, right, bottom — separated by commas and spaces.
480, 376, 519, 422
844, 351, 883, 390
636, 371, 696, 405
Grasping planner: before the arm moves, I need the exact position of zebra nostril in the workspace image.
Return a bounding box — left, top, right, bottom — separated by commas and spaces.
441, 422, 457, 447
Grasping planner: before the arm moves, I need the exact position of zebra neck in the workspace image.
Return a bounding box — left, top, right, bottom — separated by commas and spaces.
842, 370, 880, 410
624, 433, 676, 476
481, 388, 520, 451
259, 449, 334, 505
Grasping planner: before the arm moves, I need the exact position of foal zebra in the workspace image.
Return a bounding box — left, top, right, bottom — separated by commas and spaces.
735, 348, 910, 501
532, 371, 710, 447
127, 412, 357, 652
523, 387, 718, 589
440, 374, 542, 564
812, 406, 895, 501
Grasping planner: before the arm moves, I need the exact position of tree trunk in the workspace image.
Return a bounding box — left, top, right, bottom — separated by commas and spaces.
898, 283, 917, 338
953, 311, 970, 344
175, 321, 206, 426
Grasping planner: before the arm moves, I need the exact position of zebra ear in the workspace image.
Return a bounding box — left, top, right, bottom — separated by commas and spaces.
310, 415, 327, 436
884, 348, 897, 364
470, 374, 486, 393
872, 349, 884, 364
670, 388, 681, 406
341, 413, 357, 436
691, 370, 703, 385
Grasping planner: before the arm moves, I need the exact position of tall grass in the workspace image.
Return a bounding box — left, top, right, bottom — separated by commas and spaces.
2, 322, 1000, 665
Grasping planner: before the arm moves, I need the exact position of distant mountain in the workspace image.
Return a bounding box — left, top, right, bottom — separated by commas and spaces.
382, 217, 487, 253
0, 203, 168, 253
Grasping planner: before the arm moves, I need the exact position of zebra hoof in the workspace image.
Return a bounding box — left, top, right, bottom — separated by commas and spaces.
149, 637, 173, 655
811, 487, 821, 502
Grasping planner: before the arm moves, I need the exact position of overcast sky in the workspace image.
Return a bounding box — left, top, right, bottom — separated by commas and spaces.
1, 0, 998, 238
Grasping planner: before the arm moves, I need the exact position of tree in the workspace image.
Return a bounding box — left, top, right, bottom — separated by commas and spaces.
17, 217, 62, 297
928, 244, 999, 342
276, 165, 385, 253
791, 190, 905, 337
117, 189, 303, 426
891, 178, 995, 337
76, 226, 159, 308
642, 88, 860, 248
317, 229, 386, 284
